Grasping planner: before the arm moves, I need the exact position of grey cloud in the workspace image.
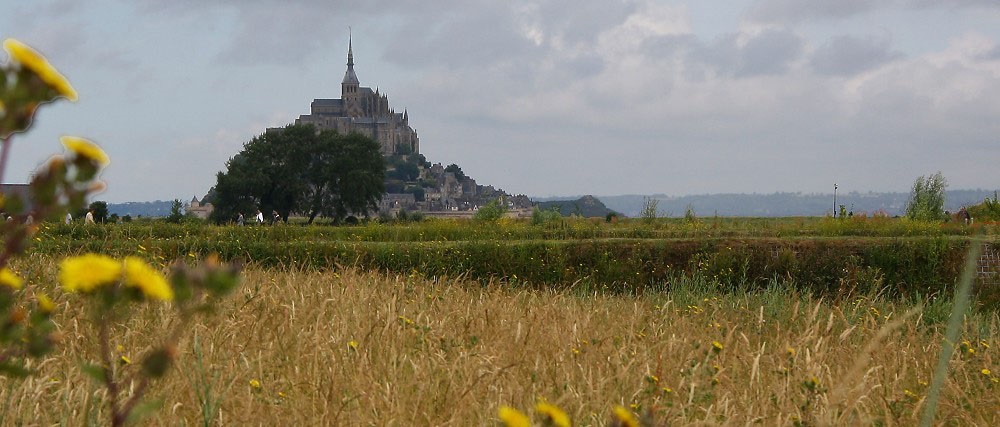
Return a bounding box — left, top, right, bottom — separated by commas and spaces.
747, 0, 1000, 23
381, 6, 537, 70
685, 30, 803, 78
746, 0, 876, 23
532, 0, 639, 46
979, 45, 1000, 61
810, 35, 903, 76
736, 29, 804, 77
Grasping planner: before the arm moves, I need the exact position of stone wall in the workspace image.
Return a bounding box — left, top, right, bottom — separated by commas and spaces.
979, 243, 1000, 282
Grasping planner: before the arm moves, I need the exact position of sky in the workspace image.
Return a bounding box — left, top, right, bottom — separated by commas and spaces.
2, 0, 999, 203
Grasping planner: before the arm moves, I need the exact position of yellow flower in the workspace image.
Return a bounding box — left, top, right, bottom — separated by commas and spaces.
612, 405, 639, 427
535, 401, 571, 427
712, 341, 724, 353
348, 340, 359, 350
498, 405, 530, 427
249, 379, 261, 389
3, 38, 78, 101
61, 136, 110, 167
124, 256, 173, 301
982, 368, 992, 376
120, 355, 132, 365
0, 268, 23, 290
37, 293, 55, 313
59, 253, 122, 293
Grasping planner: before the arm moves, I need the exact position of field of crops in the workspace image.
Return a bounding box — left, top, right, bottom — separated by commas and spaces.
3, 216, 999, 424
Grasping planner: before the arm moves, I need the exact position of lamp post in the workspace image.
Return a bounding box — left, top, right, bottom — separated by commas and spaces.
833, 184, 838, 218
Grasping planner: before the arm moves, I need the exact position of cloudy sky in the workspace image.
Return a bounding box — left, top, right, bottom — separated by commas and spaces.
2, 0, 999, 203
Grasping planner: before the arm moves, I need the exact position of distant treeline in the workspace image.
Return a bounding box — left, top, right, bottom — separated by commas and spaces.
583, 190, 998, 218
107, 200, 175, 217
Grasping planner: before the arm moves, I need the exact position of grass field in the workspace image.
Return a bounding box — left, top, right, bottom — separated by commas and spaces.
2, 251, 997, 425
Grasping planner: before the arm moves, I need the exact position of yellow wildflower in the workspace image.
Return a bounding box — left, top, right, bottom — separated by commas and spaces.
498, 405, 530, 427
0, 268, 23, 290
37, 293, 55, 313
3, 38, 78, 101
123, 256, 173, 301
249, 379, 261, 389
712, 340, 724, 353
612, 406, 639, 427
982, 368, 992, 376
786, 347, 796, 357
59, 253, 122, 293
61, 136, 110, 167
348, 340, 359, 350
120, 355, 131, 365
535, 401, 571, 427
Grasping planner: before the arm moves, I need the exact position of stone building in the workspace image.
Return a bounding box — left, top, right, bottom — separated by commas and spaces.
186, 196, 214, 220
296, 38, 419, 156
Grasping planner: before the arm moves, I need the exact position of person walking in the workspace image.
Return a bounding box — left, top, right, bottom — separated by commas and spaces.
237, 212, 245, 226
255, 209, 264, 224
85, 209, 95, 224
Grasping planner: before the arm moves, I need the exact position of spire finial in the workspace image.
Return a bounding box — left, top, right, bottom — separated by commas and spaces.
347, 27, 354, 67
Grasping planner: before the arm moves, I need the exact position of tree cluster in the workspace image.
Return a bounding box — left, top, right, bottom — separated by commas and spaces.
210, 124, 385, 224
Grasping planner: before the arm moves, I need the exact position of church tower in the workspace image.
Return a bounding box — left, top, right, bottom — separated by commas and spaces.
341, 36, 361, 117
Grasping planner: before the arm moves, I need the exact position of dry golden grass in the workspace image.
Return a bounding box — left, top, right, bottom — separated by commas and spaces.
2, 257, 998, 425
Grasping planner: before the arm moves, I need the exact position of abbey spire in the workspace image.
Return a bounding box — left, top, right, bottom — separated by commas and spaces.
341, 35, 360, 94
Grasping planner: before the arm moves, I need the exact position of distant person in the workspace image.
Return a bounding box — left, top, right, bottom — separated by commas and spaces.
65, 212, 72, 224
85, 209, 95, 224
957, 207, 971, 225
255, 209, 264, 224
272, 211, 280, 225
237, 212, 245, 226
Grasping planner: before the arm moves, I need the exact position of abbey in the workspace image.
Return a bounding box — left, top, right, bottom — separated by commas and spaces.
295, 39, 419, 156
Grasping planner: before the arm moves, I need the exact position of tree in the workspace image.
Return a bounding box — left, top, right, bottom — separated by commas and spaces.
388, 162, 420, 182
474, 199, 506, 222
967, 192, 1000, 221
444, 163, 466, 181
166, 199, 183, 223
906, 172, 947, 221
211, 124, 384, 224
88, 201, 109, 223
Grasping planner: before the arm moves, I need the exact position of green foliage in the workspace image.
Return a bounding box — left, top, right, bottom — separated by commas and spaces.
388, 161, 420, 182
89, 200, 109, 223
684, 204, 697, 223
166, 199, 183, 224
640, 197, 659, 224
967, 192, 1000, 221
28, 221, 990, 303
906, 172, 947, 221
211, 124, 385, 224
474, 200, 505, 222
444, 163, 466, 181
531, 206, 563, 226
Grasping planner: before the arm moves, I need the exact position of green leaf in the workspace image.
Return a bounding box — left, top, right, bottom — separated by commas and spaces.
125, 397, 164, 425
80, 363, 108, 383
